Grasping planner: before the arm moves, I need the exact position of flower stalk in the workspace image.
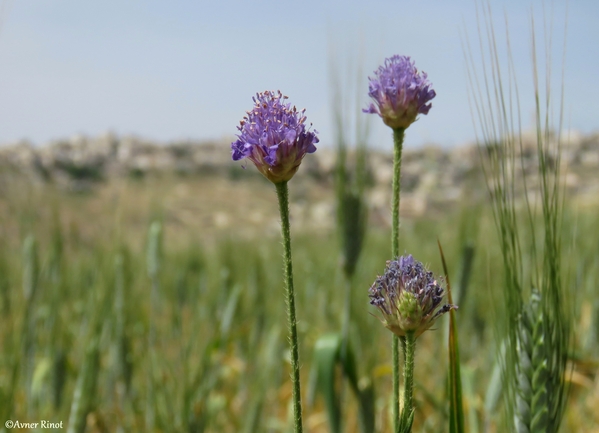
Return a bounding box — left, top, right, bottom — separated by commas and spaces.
391, 127, 405, 260
399, 332, 416, 433
275, 181, 303, 433
364, 55, 435, 431
393, 126, 412, 433
232, 90, 317, 433
369, 255, 456, 432
391, 126, 405, 429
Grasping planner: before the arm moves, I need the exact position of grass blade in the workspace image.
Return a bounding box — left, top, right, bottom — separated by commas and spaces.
311, 333, 376, 433
313, 333, 342, 433
438, 240, 465, 433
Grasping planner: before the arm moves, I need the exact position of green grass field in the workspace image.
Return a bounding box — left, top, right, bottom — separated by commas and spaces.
0, 172, 597, 432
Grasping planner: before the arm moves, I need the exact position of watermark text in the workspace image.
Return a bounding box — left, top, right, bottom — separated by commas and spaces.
5, 420, 64, 429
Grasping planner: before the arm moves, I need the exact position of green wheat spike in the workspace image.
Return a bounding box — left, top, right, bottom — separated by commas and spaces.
22, 235, 39, 417
515, 297, 534, 432
147, 221, 163, 280
515, 289, 558, 433
22, 235, 39, 303
530, 309, 549, 433
146, 221, 163, 432
592, 298, 599, 356
114, 253, 132, 398
518, 299, 535, 432
52, 350, 67, 410
67, 337, 100, 433
0, 248, 11, 315
338, 191, 367, 280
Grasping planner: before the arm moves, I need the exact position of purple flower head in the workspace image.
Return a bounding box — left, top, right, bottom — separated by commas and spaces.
231, 90, 319, 183
364, 55, 436, 129
369, 254, 456, 337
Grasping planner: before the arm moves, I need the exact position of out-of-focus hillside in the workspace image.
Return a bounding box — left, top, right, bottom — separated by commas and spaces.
1, 131, 597, 239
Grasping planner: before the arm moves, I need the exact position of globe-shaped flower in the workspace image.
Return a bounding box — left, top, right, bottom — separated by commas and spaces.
363, 55, 436, 129
369, 255, 456, 337
231, 90, 319, 184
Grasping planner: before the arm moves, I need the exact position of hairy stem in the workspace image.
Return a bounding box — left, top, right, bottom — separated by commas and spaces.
400, 332, 416, 432
275, 181, 303, 433
391, 127, 406, 430
392, 128, 405, 258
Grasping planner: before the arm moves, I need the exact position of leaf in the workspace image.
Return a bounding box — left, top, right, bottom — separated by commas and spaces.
339, 337, 376, 433
311, 333, 376, 433
438, 240, 465, 433
313, 334, 342, 433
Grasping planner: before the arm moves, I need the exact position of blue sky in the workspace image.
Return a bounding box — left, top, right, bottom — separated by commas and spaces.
0, 0, 597, 149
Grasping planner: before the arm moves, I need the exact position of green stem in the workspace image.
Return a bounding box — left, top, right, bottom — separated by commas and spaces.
275, 181, 303, 433
400, 332, 416, 432
392, 127, 405, 258
146, 277, 158, 431
392, 336, 400, 428
341, 275, 352, 356
391, 127, 405, 430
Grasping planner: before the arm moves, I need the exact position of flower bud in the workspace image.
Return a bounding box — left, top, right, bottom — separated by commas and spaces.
369, 254, 456, 337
